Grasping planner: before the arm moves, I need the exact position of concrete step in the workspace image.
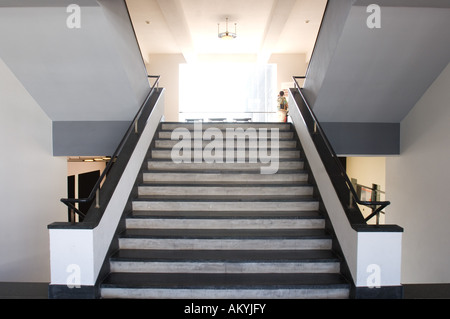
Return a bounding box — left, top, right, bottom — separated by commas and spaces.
158, 130, 295, 140
147, 160, 305, 171
129, 210, 323, 218
131, 197, 320, 212
155, 139, 297, 149
109, 249, 341, 274
126, 218, 325, 230
101, 273, 350, 299
151, 148, 301, 160
160, 122, 293, 131
142, 171, 309, 184
118, 229, 332, 250
126, 209, 325, 230
137, 184, 314, 197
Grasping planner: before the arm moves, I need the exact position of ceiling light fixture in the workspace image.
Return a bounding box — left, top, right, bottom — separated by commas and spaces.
218, 18, 237, 40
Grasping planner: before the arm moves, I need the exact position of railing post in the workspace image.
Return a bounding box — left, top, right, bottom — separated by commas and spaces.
373, 184, 380, 225
349, 178, 358, 209
95, 189, 100, 209
68, 208, 75, 223
349, 192, 354, 208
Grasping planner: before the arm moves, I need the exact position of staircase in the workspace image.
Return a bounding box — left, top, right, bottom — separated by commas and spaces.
100, 122, 350, 299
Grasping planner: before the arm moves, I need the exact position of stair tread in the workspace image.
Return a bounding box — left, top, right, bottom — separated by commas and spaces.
155, 138, 296, 142
148, 158, 302, 162
143, 170, 308, 175
138, 182, 312, 187
120, 228, 331, 239
152, 149, 300, 153
133, 195, 317, 201
110, 249, 339, 262
151, 148, 300, 152
129, 210, 324, 219
159, 127, 293, 132
101, 272, 349, 289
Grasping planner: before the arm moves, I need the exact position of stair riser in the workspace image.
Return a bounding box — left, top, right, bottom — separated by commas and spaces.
132, 201, 320, 212
101, 288, 349, 299
138, 186, 314, 197
142, 173, 309, 184
110, 261, 340, 274
147, 161, 304, 171
126, 219, 325, 230
119, 238, 332, 250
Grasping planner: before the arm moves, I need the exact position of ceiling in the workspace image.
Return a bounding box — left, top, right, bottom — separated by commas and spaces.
126, 0, 327, 63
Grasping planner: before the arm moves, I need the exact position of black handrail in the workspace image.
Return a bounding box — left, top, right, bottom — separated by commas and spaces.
61, 75, 160, 221
292, 76, 390, 224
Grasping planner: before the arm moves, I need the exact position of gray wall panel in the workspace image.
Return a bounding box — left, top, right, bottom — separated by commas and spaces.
321, 122, 400, 155
53, 121, 130, 156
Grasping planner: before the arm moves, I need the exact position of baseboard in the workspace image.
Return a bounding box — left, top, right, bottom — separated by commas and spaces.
403, 283, 450, 299
351, 285, 404, 299
48, 284, 100, 299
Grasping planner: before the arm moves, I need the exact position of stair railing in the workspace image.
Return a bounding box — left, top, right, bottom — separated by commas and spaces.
61, 75, 160, 222
292, 76, 390, 225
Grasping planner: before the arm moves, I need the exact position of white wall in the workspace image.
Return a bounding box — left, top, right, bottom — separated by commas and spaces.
268, 53, 308, 91
0, 58, 67, 283
386, 62, 450, 284
146, 54, 186, 122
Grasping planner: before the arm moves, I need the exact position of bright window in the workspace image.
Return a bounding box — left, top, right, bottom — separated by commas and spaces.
179, 63, 277, 122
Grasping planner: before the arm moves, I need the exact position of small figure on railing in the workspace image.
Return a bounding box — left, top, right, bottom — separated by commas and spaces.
277, 91, 288, 122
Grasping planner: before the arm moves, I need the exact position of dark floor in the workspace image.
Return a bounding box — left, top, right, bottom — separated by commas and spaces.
1, 282, 450, 299
0, 282, 49, 299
